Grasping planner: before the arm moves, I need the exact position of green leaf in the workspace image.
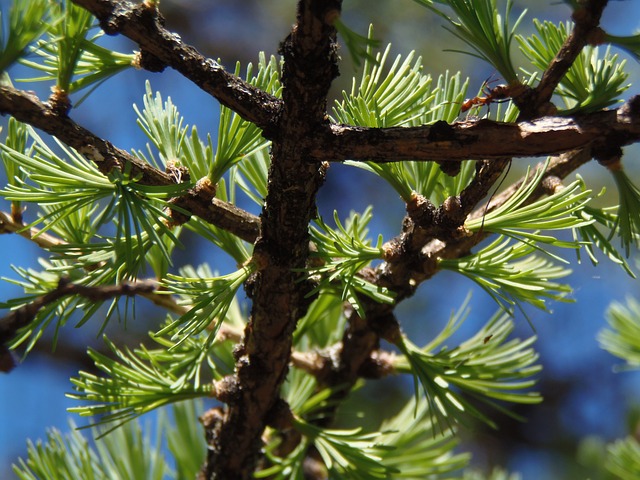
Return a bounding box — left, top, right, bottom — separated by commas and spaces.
19, 0, 131, 99
67, 334, 215, 432
0, 261, 70, 352
293, 417, 399, 479
293, 290, 345, 348
439, 236, 573, 314
306, 208, 393, 316
1, 118, 30, 218
466, 163, 594, 250
0, 257, 149, 353
378, 396, 470, 477
12, 419, 170, 480
332, 26, 435, 130
608, 167, 640, 257
211, 53, 280, 182
233, 146, 269, 207
162, 400, 207, 480
463, 467, 523, 480
394, 303, 541, 432
598, 298, 640, 368
0, 125, 186, 273
605, 32, 640, 63
257, 439, 309, 480
158, 263, 254, 349
0, 0, 49, 74
134, 80, 191, 172
414, 0, 525, 83
605, 436, 640, 480
572, 198, 635, 276
335, 19, 381, 67
336, 41, 474, 201
518, 20, 630, 113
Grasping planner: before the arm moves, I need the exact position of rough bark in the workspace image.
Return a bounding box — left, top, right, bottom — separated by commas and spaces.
201, 1, 341, 478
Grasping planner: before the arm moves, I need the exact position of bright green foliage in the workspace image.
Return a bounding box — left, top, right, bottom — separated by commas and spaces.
335, 19, 381, 67
0, 0, 48, 74
165, 401, 208, 480
159, 263, 254, 348
439, 236, 573, 313
377, 397, 470, 477
291, 418, 398, 479
465, 164, 593, 249
605, 436, 640, 480
599, 298, 640, 368
13, 402, 204, 480
0, 124, 185, 270
518, 20, 630, 113
20, 0, 133, 100
609, 167, 640, 258
572, 192, 635, 276
463, 468, 522, 480
134, 81, 195, 173
395, 301, 541, 431
332, 28, 436, 130
293, 289, 345, 348
334, 30, 475, 202
67, 334, 216, 431
598, 299, 640, 476
308, 208, 393, 316
605, 32, 640, 63
13, 420, 168, 480
213, 54, 280, 182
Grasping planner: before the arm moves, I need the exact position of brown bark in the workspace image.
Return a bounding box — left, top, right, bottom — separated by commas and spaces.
201, 1, 341, 478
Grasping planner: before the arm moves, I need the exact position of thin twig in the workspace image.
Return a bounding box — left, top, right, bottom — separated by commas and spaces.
518, 0, 609, 118
0, 210, 64, 249
71, 0, 282, 134
0, 278, 159, 372
0, 85, 261, 243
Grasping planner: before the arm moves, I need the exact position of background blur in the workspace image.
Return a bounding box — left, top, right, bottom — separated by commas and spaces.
1, 1, 640, 478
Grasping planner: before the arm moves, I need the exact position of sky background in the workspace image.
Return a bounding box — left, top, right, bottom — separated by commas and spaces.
2, 0, 640, 478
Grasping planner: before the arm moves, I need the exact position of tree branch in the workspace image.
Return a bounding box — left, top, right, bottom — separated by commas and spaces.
0, 277, 158, 372
71, 0, 282, 134
202, 1, 341, 478
0, 85, 260, 243
518, 0, 609, 118
314, 99, 640, 162
0, 210, 64, 249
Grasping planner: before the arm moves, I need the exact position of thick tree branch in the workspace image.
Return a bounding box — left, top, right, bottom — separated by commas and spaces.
314, 99, 640, 162
0, 85, 260, 243
202, 1, 341, 478
71, 0, 282, 134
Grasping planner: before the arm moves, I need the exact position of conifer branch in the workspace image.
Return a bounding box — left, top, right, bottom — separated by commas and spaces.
0, 85, 261, 243
2, 0, 638, 478
519, 0, 609, 118
0, 209, 64, 248
201, 1, 341, 477
316, 99, 640, 162
70, 0, 282, 133
0, 277, 158, 372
